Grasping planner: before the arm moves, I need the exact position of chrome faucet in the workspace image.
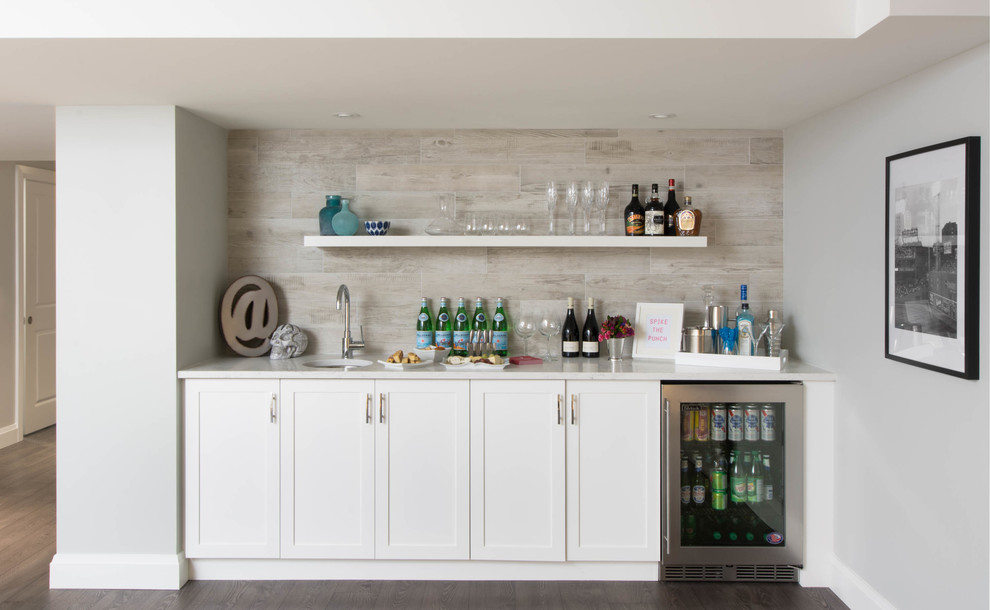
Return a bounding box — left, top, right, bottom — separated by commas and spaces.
336, 284, 365, 359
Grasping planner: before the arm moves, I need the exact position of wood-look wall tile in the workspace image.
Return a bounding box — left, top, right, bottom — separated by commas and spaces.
507, 136, 586, 164
750, 137, 784, 165
457, 129, 617, 139
228, 164, 294, 193
649, 245, 782, 275
587, 134, 750, 166
619, 129, 782, 139
229, 192, 292, 219
421, 274, 585, 301
228, 248, 323, 275
421, 135, 510, 164
683, 165, 783, 218
292, 162, 357, 193
228, 218, 311, 249
521, 165, 686, 194
228, 134, 258, 166
322, 247, 486, 274
356, 164, 520, 192
486, 247, 649, 275
703, 218, 783, 247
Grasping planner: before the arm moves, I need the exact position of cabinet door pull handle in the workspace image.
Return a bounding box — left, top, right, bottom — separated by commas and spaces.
570, 395, 576, 425
379, 393, 386, 424
557, 394, 563, 425
270, 393, 277, 424
366, 393, 372, 424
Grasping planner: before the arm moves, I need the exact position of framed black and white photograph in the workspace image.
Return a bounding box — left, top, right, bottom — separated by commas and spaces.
886, 136, 980, 379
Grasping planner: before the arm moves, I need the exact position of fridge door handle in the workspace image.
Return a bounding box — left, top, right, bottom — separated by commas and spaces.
663, 397, 671, 555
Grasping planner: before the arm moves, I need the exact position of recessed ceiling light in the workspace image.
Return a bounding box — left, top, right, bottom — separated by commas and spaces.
334, 112, 361, 118
649, 113, 676, 119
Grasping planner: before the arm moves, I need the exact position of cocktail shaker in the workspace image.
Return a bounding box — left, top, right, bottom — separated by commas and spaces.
707, 305, 726, 353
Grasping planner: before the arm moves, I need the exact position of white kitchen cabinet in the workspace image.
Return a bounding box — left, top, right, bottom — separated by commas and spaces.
184, 379, 280, 559
375, 379, 470, 560
566, 380, 661, 561
469, 379, 660, 563
470, 379, 566, 561
279, 379, 376, 559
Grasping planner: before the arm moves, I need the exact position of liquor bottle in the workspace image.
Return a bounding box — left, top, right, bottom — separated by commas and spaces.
434, 297, 452, 349
675, 195, 702, 236
763, 454, 774, 502
680, 453, 691, 507
747, 450, 763, 504
416, 297, 434, 349
730, 450, 746, 504
691, 454, 707, 508
663, 178, 680, 235
736, 284, 756, 356
452, 297, 470, 356
644, 183, 664, 236
471, 297, 488, 334
492, 297, 508, 357
623, 184, 645, 236
561, 297, 580, 358
581, 297, 600, 358
711, 450, 728, 511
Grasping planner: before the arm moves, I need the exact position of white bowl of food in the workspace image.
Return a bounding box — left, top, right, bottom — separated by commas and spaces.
411, 346, 450, 362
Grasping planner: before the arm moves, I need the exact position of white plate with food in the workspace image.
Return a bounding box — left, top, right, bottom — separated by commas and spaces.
442, 355, 509, 370
377, 359, 433, 370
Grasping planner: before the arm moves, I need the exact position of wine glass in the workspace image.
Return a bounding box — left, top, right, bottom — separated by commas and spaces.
565, 182, 579, 235
581, 180, 595, 235
545, 181, 558, 235
594, 181, 610, 235
539, 310, 562, 361
514, 313, 536, 355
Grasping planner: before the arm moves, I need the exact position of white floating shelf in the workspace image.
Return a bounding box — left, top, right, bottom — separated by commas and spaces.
303, 235, 707, 248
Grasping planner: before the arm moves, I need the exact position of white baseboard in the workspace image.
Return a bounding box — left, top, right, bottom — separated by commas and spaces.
0, 423, 20, 450
189, 559, 659, 582
49, 552, 188, 590
831, 555, 896, 610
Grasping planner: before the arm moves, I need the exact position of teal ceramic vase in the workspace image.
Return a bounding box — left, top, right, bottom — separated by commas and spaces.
331, 198, 359, 236
319, 195, 342, 235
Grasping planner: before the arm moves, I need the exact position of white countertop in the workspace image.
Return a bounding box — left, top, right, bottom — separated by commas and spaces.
179, 353, 835, 382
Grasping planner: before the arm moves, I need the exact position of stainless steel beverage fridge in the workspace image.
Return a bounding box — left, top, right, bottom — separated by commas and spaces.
661, 383, 804, 582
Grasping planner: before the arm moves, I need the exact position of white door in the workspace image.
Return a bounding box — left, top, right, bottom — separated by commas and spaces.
375, 379, 470, 560
470, 379, 565, 561
18, 166, 56, 435
280, 379, 375, 559
566, 380, 661, 561
184, 379, 280, 558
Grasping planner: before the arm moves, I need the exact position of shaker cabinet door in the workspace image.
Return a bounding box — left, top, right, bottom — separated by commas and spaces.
375, 379, 470, 560
470, 379, 566, 561
280, 379, 376, 559
184, 379, 280, 559
566, 380, 661, 561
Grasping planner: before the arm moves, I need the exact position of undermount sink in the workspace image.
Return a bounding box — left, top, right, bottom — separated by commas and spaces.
303, 358, 373, 369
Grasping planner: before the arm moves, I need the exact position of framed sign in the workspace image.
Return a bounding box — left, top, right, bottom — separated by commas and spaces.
632, 302, 684, 360
885, 136, 980, 379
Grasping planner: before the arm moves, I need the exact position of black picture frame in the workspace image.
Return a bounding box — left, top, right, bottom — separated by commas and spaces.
885, 136, 980, 379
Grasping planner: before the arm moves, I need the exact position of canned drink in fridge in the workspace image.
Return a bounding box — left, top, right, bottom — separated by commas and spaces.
761, 405, 776, 441
681, 407, 695, 442
711, 490, 728, 511
744, 406, 761, 441
695, 407, 710, 441
711, 406, 727, 441
728, 406, 744, 441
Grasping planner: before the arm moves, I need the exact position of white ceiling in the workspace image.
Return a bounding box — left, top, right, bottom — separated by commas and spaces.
0, 15, 986, 160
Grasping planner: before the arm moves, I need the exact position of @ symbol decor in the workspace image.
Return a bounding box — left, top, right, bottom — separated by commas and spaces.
885, 136, 980, 379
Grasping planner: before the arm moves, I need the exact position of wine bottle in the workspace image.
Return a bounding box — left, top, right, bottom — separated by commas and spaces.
434, 297, 452, 349
623, 184, 645, 236
452, 297, 470, 356
644, 183, 664, 236
492, 297, 508, 357
416, 297, 433, 349
663, 178, 680, 235
581, 297, 600, 358
561, 297, 580, 358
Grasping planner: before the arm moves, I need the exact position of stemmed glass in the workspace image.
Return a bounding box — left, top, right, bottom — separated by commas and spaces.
539, 310, 562, 361
594, 182, 610, 235
514, 313, 536, 356
581, 181, 595, 235
565, 182, 579, 236
545, 181, 558, 235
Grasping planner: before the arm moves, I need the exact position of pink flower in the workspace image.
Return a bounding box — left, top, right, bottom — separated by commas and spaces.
599, 315, 635, 341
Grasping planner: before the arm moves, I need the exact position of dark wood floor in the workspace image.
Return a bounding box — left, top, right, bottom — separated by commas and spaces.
0, 426, 848, 609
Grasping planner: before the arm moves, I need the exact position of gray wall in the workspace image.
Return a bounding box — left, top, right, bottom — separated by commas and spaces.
227, 129, 785, 355
784, 44, 989, 609
0, 160, 55, 443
